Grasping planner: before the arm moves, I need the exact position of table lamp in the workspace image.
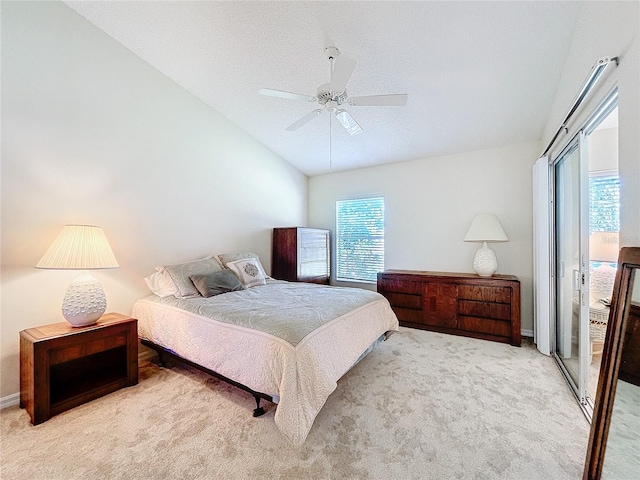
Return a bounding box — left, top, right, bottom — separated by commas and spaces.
589, 231, 619, 302
36, 225, 119, 327
464, 214, 509, 277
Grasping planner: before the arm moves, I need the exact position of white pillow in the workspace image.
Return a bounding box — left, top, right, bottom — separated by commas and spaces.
226, 258, 267, 288
144, 270, 179, 297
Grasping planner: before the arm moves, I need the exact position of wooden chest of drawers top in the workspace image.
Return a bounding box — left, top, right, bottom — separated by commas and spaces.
379, 269, 518, 283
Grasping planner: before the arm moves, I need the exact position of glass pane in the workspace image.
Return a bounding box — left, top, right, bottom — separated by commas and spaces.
587, 108, 619, 403
298, 230, 329, 278
555, 144, 582, 388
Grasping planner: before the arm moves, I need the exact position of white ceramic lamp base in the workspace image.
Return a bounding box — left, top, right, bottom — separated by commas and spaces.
62, 273, 107, 327
473, 242, 498, 277
590, 263, 616, 301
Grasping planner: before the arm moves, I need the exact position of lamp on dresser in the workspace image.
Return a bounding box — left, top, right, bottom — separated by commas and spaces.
589, 231, 619, 302
36, 225, 119, 327
464, 214, 509, 277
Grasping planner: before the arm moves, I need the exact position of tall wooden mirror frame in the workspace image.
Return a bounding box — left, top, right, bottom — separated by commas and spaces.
583, 247, 640, 479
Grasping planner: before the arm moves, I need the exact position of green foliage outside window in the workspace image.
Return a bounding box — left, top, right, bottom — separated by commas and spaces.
589, 175, 619, 234
336, 197, 384, 283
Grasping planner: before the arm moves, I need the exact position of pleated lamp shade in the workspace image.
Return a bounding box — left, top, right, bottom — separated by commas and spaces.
36, 225, 118, 327
589, 232, 619, 263
463, 215, 509, 243
36, 225, 119, 270
464, 215, 509, 277
589, 232, 619, 301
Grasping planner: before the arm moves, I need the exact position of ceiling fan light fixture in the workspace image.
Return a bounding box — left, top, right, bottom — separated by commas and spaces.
335, 109, 363, 136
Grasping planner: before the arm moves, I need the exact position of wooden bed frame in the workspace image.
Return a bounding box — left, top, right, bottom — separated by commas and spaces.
140, 338, 273, 417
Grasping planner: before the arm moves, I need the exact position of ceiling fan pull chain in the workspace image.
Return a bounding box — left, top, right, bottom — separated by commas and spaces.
329, 113, 332, 172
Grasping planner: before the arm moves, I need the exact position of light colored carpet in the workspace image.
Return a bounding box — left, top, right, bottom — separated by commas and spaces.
0, 327, 589, 479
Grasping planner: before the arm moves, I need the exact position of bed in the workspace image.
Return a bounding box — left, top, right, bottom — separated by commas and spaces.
133, 255, 399, 446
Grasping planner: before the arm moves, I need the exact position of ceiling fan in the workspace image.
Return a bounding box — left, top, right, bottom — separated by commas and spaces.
259, 46, 408, 136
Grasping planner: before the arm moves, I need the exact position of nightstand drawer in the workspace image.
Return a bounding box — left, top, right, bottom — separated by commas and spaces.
49, 333, 128, 365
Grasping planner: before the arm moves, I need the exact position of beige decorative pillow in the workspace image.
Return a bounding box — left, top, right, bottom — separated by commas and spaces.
226, 258, 267, 288
217, 252, 269, 278
216, 252, 261, 268
158, 258, 224, 298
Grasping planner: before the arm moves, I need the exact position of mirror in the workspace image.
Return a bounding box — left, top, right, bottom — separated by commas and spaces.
584, 247, 640, 479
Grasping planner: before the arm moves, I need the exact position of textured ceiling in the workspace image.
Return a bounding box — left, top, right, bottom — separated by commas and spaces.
64, 1, 583, 176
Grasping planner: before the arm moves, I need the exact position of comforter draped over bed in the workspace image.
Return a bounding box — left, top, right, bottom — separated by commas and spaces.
132, 281, 399, 445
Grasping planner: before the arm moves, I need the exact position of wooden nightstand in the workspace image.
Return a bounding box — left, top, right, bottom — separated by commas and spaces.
20, 313, 138, 425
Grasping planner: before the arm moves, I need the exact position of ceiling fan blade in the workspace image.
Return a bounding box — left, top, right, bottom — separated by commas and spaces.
259, 88, 316, 102
348, 94, 408, 107
334, 109, 363, 136
285, 109, 322, 131
330, 55, 358, 93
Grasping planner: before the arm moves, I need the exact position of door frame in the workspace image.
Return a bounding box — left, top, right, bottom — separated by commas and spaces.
551, 131, 590, 414
549, 86, 618, 420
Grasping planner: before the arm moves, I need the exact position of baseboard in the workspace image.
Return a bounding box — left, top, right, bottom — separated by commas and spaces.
1, 393, 20, 410
138, 348, 157, 363
2, 350, 155, 411
521, 329, 534, 338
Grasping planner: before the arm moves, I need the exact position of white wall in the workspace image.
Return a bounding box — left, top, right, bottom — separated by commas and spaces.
309, 141, 540, 332
543, 1, 639, 247
589, 128, 618, 173
0, 2, 308, 397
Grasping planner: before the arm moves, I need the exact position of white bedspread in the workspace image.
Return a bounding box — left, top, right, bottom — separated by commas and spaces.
132, 282, 399, 445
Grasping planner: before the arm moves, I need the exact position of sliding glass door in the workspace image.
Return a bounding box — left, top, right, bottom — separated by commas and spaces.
554, 132, 590, 409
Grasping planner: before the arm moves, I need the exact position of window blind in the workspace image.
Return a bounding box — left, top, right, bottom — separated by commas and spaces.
336, 197, 384, 283
589, 175, 619, 234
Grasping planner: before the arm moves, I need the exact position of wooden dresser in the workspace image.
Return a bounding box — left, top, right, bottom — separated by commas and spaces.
272, 227, 330, 284
377, 270, 521, 346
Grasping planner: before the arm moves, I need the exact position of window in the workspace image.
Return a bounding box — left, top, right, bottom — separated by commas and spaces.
335, 196, 384, 283
589, 174, 619, 234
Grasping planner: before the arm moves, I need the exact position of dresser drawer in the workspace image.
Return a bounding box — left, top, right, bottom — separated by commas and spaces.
458, 315, 512, 337
458, 285, 511, 304
458, 300, 511, 321
424, 283, 457, 328
384, 292, 422, 309
378, 277, 422, 294
392, 307, 423, 324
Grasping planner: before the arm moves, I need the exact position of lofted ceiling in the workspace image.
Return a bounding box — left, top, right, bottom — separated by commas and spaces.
64, 1, 583, 176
